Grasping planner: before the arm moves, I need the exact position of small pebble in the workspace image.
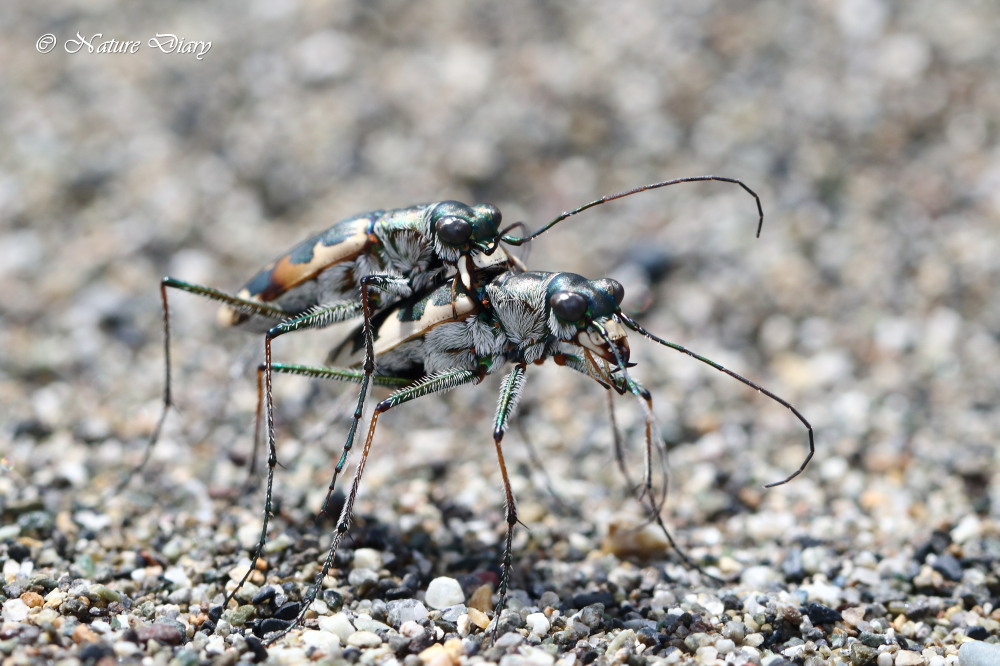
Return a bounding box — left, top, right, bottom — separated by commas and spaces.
2, 599, 29, 622
72, 624, 99, 644
467, 607, 490, 629
317, 613, 355, 642
399, 620, 424, 638
352, 548, 383, 570
468, 584, 493, 612
20, 592, 43, 608
895, 650, 923, 666
387, 598, 428, 626
346, 630, 382, 648
526, 612, 550, 636
959, 641, 1000, 666
301, 629, 340, 653
425, 577, 464, 609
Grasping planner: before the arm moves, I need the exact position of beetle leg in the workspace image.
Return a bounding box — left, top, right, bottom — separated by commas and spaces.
228, 361, 413, 611
115, 277, 292, 493
271, 367, 482, 644
489, 363, 527, 642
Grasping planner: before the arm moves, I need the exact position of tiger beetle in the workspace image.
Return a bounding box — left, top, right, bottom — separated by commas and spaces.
137, 174, 788, 640
137, 175, 762, 487
253, 269, 813, 643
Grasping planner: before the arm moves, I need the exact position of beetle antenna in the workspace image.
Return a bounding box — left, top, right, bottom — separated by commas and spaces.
593, 322, 721, 581
501, 176, 763, 245
617, 313, 814, 488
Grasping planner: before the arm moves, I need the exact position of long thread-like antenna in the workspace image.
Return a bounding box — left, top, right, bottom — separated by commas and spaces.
501, 176, 763, 245
618, 312, 814, 488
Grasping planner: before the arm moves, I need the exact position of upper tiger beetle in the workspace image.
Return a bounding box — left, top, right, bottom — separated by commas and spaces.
137, 176, 761, 484
136, 175, 812, 644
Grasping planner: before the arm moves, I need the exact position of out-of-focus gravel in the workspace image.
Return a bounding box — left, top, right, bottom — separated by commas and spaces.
2, 3, 999, 664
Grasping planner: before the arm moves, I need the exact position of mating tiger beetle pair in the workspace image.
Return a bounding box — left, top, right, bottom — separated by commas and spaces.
141, 176, 814, 644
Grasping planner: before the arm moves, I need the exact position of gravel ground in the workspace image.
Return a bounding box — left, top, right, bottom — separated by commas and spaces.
2, 2, 1000, 665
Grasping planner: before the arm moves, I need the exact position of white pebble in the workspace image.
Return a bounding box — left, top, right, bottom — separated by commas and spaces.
959, 641, 1000, 666
2, 599, 29, 622
715, 638, 735, 655
204, 634, 226, 655
317, 613, 355, 642
346, 630, 382, 648
301, 629, 340, 653
352, 548, 383, 570
895, 650, 923, 666
399, 620, 424, 638
425, 576, 464, 609
526, 612, 550, 637
740, 565, 781, 589
695, 646, 718, 662
163, 566, 190, 588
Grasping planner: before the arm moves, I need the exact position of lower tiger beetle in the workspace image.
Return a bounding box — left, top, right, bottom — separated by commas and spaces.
251, 268, 813, 643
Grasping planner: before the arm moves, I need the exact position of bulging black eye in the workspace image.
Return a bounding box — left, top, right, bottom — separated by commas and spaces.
608, 279, 624, 305
435, 216, 473, 246
550, 291, 587, 322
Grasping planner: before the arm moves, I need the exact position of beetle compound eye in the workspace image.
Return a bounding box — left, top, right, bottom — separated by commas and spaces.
608, 279, 624, 305
550, 291, 588, 322
435, 216, 473, 246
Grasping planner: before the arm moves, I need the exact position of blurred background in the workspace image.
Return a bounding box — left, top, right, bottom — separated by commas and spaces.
2, 0, 998, 659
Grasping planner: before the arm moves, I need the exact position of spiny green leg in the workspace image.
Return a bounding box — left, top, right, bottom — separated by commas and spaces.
321, 274, 404, 513
490, 363, 527, 643
269, 368, 481, 644
248, 300, 363, 478
226, 360, 412, 611
248, 362, 411, 477
114, 277, 291, 494
617, 312, 815, 488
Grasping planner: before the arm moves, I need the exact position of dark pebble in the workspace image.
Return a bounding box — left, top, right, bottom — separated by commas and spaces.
580, 649, 599, 664
79, 642, 115, 663
12, 419, 53, 440
802, 602, 843, 625
494, 609, 525, 635
273, 601, 300, 621
341, 646, 362, 662
576, 603, 606, 630
135, 623, 183, 646
208, 605, 223, 623
782, 549, 805, 581
256, 618, 291, 637
59, 598, 89, 619
915, 530, 951, 561
567, 592, 614, 609
387, 633, 410, 655
932, 553, 963, 582
17, 510, 54, 537
408, 631, 436, 654
384, 586, 413, 600
323, 590, 344, 611
251, 586, 277, 605
245, 635, 268, 662
967, 626, 989, 640
7, 543, 31, 562
860, 630, 887, 648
